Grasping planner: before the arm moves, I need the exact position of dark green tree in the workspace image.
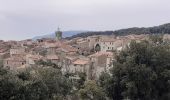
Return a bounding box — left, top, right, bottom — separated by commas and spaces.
100, 38, 170, 100
78, 80, 106, 100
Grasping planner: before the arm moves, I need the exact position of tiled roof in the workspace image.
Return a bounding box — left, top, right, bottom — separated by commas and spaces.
26, 54, 43, 60
65, 56, 78, 61
5, 56, 26, 62
47, 55, 59, 60
73, 59, 89, 65
59, 45, 78, 52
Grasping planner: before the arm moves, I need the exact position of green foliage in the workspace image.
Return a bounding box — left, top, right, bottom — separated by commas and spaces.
76, 72, 87, 89
0, 66, 72, 100
78, 80, 106, 100
37, 60, 61, 69
149, 34, 164, 44
67, 23, 170, 39
100, 38, 170, 100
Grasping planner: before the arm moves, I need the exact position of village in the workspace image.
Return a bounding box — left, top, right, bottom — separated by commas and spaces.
1, 29, 170, 80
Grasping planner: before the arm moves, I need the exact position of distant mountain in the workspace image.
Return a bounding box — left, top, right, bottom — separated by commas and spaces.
32, 31, 87, 40
67, 23, 170, 39
33, 23, 170, 40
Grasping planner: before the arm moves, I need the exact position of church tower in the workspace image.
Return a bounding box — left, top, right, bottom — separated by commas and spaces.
55, 27, 62, 41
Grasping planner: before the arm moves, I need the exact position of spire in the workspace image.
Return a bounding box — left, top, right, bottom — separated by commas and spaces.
55, 27, 62, 41
57, 27, 60, 32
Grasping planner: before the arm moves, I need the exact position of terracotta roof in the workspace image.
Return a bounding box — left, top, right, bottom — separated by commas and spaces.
5, 56, 26, 62
44, 41, 64, 48
0, 48, 8, 53
65, 56, 78, 61
73, 59, 89, 65
59, 45, 78, 52
46, 55, 59, 60
26, 54, 43, 60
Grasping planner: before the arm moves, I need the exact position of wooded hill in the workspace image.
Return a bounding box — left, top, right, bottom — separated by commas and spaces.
66, 23, 170, 39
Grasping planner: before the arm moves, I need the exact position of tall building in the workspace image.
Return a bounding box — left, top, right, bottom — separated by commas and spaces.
55, 27, 62, 40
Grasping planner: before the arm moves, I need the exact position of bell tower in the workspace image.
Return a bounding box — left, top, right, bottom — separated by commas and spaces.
55, 27, 62, 41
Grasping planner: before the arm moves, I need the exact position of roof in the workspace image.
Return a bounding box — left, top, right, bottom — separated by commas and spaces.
59, 45, 78, 52
26, 54, 43, 60
5, 56, 26, 62
65, 56, 78, 61
0, 48, 8, 53
73, 59, 89, 65
44, 41, 65, 48
47, 55, 59, 60
89, 51, 113, 57
101, 38, 116, 42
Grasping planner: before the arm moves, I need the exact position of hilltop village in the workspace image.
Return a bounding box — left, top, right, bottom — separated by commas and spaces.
1, 30, 170, 80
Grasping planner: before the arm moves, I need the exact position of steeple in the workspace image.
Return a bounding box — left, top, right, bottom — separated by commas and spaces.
55, 27, 62, 41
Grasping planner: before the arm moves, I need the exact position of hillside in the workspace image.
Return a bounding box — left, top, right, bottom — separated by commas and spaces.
32, 31, 87, 40
66, 23, 170, 39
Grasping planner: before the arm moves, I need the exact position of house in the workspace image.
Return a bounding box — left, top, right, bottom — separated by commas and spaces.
88, 51, 114, 79
4, 56, 26, 70
46, 55, 59, 64
62, 56, 91, 80
72, 59, 90, 72
26, 54, 43, 65
0, 48, 10, 59
86, 35, 101, 49
98, 38, 116, 52
10, 47, 26, 57
56, 45, 78, 56
61, 56, 78, 74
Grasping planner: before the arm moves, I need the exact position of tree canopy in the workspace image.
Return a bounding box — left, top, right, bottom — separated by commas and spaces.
100, 37, 170, 100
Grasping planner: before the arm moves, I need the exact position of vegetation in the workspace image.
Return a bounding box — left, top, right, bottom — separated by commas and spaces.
78, 80, 106, 100
67, 23, 170, 39
0, 66, 72, 100
99, 36, 170, 100
1, 35, 170, 100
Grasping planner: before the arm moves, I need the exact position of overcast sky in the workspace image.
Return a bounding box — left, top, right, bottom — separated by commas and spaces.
0, 0, 170, 40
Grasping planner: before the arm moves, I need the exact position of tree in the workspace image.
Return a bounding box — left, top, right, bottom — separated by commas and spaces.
0, 65, 72, 100
100, 38, 170, 100
78, 80, 106, 100
37, 67, 72, 99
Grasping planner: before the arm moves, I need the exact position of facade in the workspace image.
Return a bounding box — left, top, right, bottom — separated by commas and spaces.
26, 54, 43, 65
46, 55, 59, 64
4, 57, 26, 70
10, 47, 26, 57
88, 51, 114, 79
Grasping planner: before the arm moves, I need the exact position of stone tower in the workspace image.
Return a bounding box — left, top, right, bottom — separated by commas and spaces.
55, 27, 62, 40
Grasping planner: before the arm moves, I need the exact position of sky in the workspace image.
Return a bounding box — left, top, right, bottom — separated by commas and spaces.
0, 0, 170, 40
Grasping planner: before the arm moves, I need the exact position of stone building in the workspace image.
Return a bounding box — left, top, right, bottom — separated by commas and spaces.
10, 47, 26, 57
4, 56, 26, 70
46, 55, 59, 65
26, 54, 43, 65
88, 51, 114, 79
